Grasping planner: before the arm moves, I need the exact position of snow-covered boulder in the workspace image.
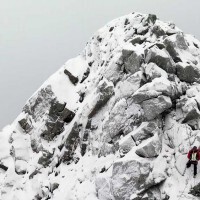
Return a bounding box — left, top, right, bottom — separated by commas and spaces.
145, 45, 176, 73
142, 95, 172, 120
135, 134, 162, 158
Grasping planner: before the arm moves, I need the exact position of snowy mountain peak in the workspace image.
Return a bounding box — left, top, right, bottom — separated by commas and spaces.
1, 12, 200, 200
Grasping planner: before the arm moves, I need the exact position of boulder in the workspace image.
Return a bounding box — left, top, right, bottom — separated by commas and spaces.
89, 79, 114, 118
111, 158, 166, 200
121, 49, 143, 74
131, 90, 161, 104
145, 45, 176, 73
176, 62, 200, 83
145, 14, 157, 25
142, 95, 172, 120
164, 33, 188, 61
131, 122, 158, 144
164, 112, 195, 153
64, 69, 79, 85
115, 72, 143, 99
49, 101, 66, 119
130, 36, 145, 45
61, 108, 75, 123
144, 62, 168, 81
103, 98, 144, 142
132, 77, 187, 101
135, 134, 162, 158
176, 97, 200, 123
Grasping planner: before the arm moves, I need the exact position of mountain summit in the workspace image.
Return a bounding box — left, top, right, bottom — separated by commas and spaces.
1, 12, 200, 200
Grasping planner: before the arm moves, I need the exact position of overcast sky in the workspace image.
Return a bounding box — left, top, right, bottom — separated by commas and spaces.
1, 0, 200, 130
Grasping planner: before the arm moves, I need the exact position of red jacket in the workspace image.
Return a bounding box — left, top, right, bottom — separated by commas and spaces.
187, 149, 200, 161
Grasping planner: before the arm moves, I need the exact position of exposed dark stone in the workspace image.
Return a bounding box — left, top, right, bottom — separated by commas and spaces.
31, 138, 42, 153
146, 14, 157, 24
50, 183, 59, 193
88, 81, 114, 118
164, 33, 188, 60
80, 68, 90, 83
130, 36, 145, 45
176, 63, 200, 83
0, 164, 8, 171
189, 182, 200, 197
124, 18, 130, 25
29, 169, 41, 179
61, 108, 75, 123
38, 150, 54, 167
23, 85, 54, 120
81, 119, 91, 156
152, 25, 166, 37
62, 123, 80, 163
79, 92, 85, 103
64, 69, 79, 85
121, 49, 143, 74
145, 45, 176, 74
41, 120, 64, 141
109, 27, 114, 32
18, 118, 31, 133
49, 102, 66, 119
142, 95, 172, 120
34, 194, 42, 200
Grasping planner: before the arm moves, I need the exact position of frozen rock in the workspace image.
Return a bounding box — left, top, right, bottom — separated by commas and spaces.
121, 49, 143, 74
164, 33, 188, 61
133, 77, 186, 101
23, 85, 54, 121
131, 90, 161, 104
164, 112, 196, 153
18, 118, 32, 133
62, 122, 80, 162
135, 134, 162, 158
142, 95, 172, 120
176, 97, 200, 123
89, 79, 114, 118
131, 122, 158, 143
41, 120, 64, 141
103, 98, 144, 142
38, 149, 54, 167
144, 62, 168, 81
119, 132, 136, 154
64, 69, 79, 85
176, 62, 200, 83
111, 158, 166, 200
145, 45, 176, 73
115, 72, 143, 99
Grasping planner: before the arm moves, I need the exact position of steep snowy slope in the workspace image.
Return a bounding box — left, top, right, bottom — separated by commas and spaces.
1, 12, 200, 200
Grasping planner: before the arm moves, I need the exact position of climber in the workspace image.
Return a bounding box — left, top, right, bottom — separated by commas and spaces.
186, 146, 200, 178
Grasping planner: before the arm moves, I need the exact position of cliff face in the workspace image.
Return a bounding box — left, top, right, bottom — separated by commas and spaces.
1, 12, 200, 200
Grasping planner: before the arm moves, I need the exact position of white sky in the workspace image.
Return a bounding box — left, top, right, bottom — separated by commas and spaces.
1, 0, 200, 129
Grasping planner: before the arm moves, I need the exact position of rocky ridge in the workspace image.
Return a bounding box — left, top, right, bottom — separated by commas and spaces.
1, 12, 200, 200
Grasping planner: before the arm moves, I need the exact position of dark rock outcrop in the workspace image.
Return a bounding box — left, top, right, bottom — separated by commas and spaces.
64, 69, 79, 85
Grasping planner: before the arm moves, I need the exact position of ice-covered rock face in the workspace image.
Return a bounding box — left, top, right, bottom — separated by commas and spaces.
1, 12, 200, 200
